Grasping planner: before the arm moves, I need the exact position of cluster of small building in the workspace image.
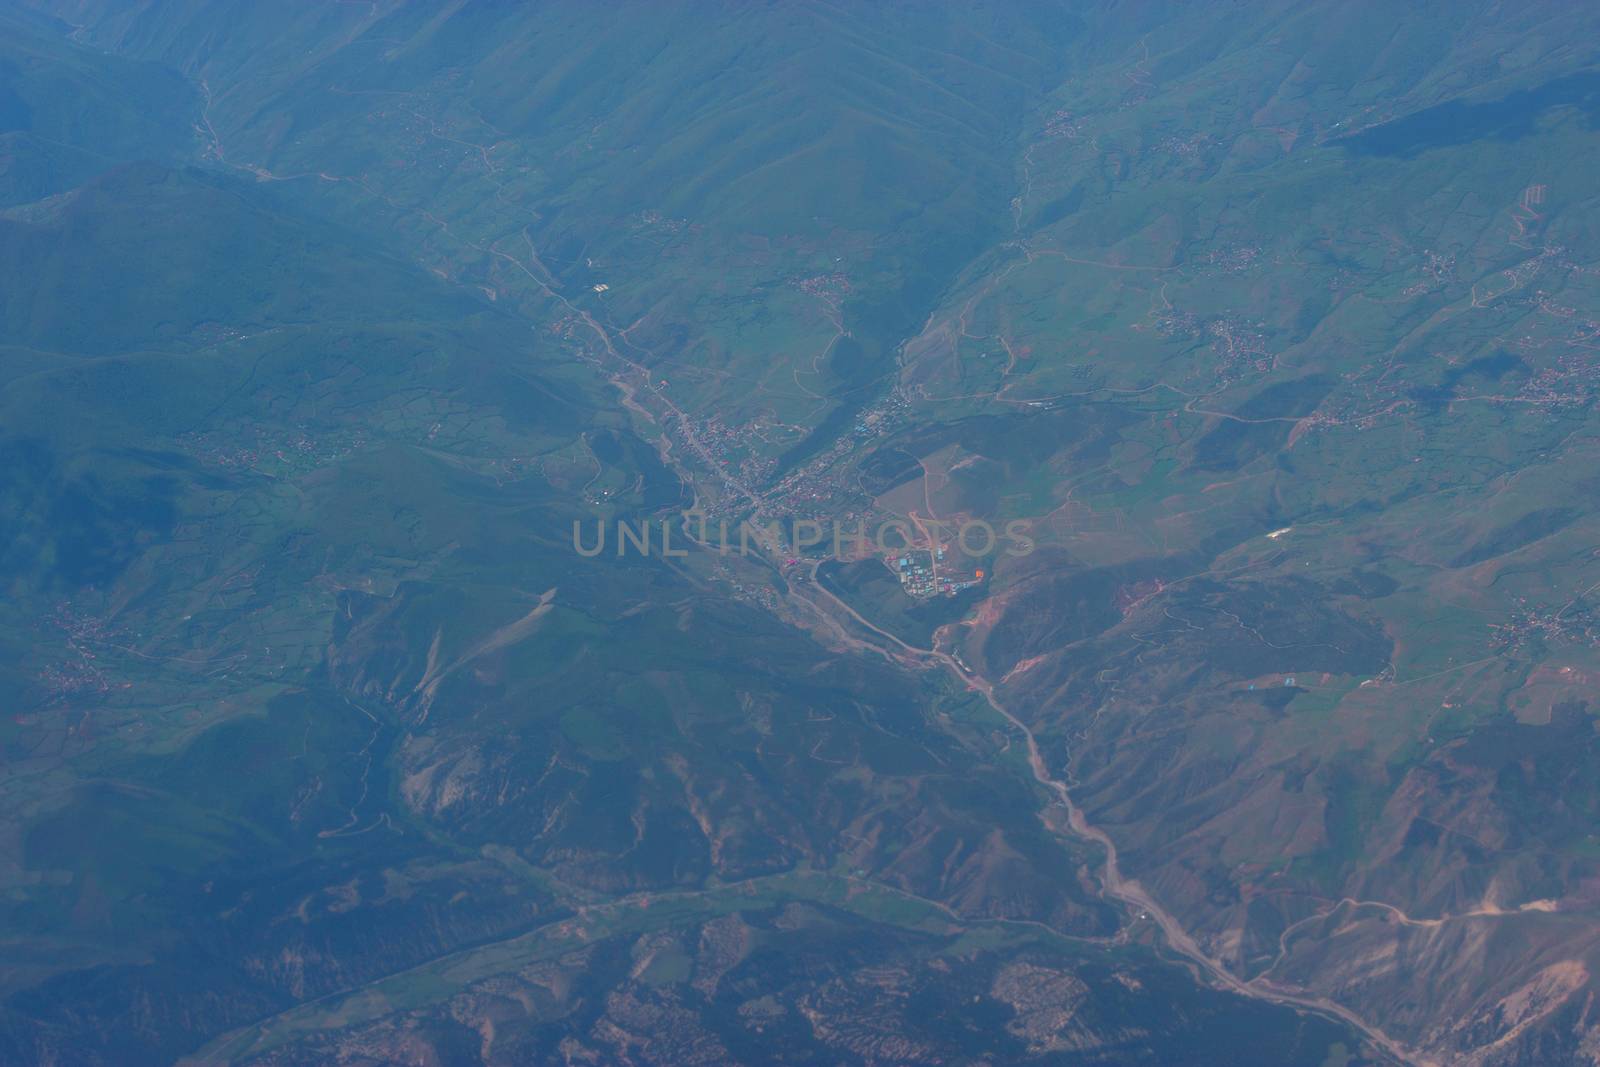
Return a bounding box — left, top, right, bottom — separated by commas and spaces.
1490, 598, 1600, 653
179, 424, 368, 476
761, 395, 911, 525
888, 547, 983, 599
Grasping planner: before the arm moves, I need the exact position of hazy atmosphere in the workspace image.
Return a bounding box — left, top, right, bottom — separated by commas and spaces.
4, 3, 1600, 1064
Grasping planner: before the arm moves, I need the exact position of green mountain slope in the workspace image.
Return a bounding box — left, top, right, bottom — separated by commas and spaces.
7, 1, 1600, 1064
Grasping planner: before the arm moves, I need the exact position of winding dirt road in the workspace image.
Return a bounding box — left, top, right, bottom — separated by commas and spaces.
936, 640, 1425, 1066
795, 571, 1422, 1066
